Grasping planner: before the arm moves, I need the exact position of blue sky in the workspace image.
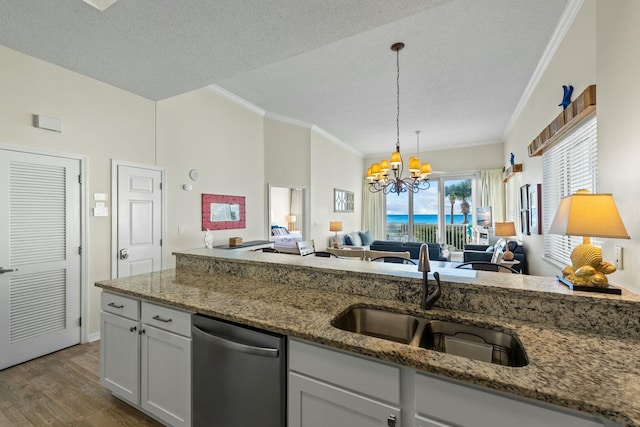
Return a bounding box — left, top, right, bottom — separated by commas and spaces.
386, 179, 471, 215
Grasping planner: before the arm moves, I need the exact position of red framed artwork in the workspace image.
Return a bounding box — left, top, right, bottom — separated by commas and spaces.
201, 194, 246, 231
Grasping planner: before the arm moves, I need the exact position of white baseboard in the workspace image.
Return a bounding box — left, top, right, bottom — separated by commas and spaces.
87, 331, 101, 342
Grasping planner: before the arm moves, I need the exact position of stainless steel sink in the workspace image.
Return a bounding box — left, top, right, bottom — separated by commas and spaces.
331, 307, 419, 345
418, 320, 528, 367
332, 307, 528, 367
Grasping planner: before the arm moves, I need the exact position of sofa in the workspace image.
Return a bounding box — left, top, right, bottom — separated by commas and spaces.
369, 240, 449, 262
463, 239, 527, 274
329, 231, 373, 250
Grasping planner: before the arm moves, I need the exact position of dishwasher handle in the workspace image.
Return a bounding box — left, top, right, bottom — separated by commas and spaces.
192, 325, 279, 358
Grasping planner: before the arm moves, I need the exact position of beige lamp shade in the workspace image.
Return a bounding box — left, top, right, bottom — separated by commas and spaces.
494, 221, 516, 237
329, 221, 343, 232
548, 191, 630, 239
284, 215, 296, 223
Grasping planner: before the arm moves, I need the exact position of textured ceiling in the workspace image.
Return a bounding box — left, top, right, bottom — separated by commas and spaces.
0, 0, 570, 156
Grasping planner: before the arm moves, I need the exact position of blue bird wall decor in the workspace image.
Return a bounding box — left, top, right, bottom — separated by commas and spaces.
510, 152, 515, 165
559, 84, 574, 110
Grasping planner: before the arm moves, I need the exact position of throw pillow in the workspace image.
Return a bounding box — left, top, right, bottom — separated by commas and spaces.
358, 231, 374, 245
344, 234, 353, 246
485, 245, 494, 253
348, 232, 363, 246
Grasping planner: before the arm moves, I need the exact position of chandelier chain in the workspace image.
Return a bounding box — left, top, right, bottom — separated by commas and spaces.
396, 45, 400, 150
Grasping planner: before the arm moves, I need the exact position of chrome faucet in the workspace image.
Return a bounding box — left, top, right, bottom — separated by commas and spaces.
418, 244, 441, 310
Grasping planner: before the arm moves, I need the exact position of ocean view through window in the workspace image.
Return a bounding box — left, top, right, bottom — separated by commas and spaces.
385, 175, 476, 250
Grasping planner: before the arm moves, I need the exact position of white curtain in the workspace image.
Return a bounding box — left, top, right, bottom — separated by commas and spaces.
481, 169, 505, 223
361, 179, 385, 239
290, 189, 303, 232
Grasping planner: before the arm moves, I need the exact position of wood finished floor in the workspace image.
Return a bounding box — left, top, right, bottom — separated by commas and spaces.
0, 341, 162, 427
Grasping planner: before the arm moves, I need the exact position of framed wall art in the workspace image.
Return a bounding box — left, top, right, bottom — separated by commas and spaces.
528, 184, 542, 235
202, 194, 246, 231
520, 184, 530, 235
334, 188, 354, 213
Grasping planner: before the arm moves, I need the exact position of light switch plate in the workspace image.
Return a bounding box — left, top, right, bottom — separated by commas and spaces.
615, 246, 623, 270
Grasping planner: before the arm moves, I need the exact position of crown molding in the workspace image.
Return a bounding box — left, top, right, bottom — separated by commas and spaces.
502, 0, 584, 139
311, 125, 363, 157
205, 84, 266, 116
264, 111, 312, 129
207, 85, 363, 157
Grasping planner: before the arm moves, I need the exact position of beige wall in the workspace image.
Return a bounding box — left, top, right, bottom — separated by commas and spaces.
596, 0, 640, 292
156, 88, 265, 266
0, 45, 156, 337
311, 131, 364, 247
264, 118, 312, 237
503, 0, 597, 278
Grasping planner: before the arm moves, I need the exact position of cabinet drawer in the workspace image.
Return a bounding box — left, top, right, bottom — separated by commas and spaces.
415, 373, 605, 427
289, 339, 400, 405
101, 292, 140, 321
142, 301, 191, 337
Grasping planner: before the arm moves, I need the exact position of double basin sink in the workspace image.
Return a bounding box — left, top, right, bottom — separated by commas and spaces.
332, 307, 528, 367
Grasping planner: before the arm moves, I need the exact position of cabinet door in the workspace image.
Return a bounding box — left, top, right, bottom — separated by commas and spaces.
140, 324, 191, 427
100, 311, 140, 405
289, 372, 400, 427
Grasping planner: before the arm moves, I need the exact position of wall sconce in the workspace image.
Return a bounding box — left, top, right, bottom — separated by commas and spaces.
548, 190, 629, 291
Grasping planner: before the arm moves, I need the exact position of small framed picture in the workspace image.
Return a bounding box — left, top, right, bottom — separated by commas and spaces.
334, 188, 354, 213
528, 184, 542, 235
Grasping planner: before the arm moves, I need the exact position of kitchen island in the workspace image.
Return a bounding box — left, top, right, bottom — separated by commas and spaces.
95, 248, 640, 426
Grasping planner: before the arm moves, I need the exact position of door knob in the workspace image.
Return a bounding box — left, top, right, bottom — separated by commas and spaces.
0, 267, 17, 274
119, 248, 129, 260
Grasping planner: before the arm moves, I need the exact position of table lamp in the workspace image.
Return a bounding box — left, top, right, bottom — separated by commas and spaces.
285, 215, 296, 231
548, 189, 629, 287
494, 221, 517, 261
329, 221, 343, 248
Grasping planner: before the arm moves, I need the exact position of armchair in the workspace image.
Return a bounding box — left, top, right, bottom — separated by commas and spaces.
463, 239, 527, 274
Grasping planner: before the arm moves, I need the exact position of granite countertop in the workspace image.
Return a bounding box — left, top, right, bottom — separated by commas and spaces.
96, 262, 640, 427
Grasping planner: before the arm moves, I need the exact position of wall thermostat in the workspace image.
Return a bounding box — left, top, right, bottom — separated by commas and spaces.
189, 169, 200, 181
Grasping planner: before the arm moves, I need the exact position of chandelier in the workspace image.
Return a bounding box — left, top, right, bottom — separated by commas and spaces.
366, 42, 432, 195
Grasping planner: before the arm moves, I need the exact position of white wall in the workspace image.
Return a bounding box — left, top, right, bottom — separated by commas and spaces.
264, 118, 312, 238
0, 45, 156, 337
503, 0, 596, 278
310, 130, 364, 247
364, 142, 504, 175
596, 0, 640, 292
156, 88, 265, 265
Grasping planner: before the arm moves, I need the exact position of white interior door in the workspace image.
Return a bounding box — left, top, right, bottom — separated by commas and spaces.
0, 149, 81, 370
115, 164, 163, 277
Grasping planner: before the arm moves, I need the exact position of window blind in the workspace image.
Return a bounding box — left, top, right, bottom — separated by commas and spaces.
542, 115, 597, 266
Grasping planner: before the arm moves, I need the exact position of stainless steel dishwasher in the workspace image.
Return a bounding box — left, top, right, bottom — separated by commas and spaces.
192, 314, 286, 427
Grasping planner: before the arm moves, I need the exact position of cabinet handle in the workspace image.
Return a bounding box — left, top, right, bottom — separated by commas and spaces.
152, 315, 173, 323
130, 326, 137, 332
387, 415, 397, 427
139, 328, 146, 335
107, 302, 124, 309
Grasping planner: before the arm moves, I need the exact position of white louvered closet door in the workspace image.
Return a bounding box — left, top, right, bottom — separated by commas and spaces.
0, 149, 81, 370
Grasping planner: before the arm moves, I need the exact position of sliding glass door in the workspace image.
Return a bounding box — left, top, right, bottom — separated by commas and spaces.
384, 174, 477, 251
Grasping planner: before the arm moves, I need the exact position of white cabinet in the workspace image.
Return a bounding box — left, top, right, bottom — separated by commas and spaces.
288, 339, 401, 427
100, 292, 141, 405
414, 372, 607, 427
100, 310, 140, 405
100, 292, 192, 427
288, 339, 611, 427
